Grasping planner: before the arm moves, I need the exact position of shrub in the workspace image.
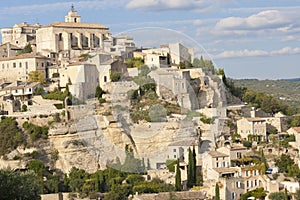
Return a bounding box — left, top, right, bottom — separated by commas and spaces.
243, 140, 252, 148
22, 104, 27, 112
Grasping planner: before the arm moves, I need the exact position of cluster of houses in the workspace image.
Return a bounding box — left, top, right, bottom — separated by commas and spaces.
2, 5, 300, 200
0, 6, 195, 114
149, 105, 300, 200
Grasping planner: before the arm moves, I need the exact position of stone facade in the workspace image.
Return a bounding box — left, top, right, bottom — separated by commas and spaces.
60, 63, 99, 100
0, 43, 22, 58
1, 22, 40, 48
0, 54, 50, 82
36, 7, 110, 61
237, 118, 267, 141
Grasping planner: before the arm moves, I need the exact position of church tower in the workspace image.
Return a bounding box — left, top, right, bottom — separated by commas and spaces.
65, 5, 81, 23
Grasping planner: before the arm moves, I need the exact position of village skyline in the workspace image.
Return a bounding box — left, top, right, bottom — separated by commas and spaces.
0, 0, 300, 79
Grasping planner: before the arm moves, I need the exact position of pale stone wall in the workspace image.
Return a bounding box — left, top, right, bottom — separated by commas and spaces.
66, 64, 99, 100
237, 118, 267, 140
36, 26, 109, 57
0, 56, 49, 82
1, 23, 40, 48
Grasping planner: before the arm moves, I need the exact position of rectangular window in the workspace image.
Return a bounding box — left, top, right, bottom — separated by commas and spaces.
19, 62, 22, 68
13, 63, 16, 68
173, 149, 176, 152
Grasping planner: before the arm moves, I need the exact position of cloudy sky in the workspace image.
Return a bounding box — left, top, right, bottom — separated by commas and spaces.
1, 0, 300, 79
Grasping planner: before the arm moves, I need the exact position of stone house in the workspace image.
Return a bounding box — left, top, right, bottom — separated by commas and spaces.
0, 81, 40, 99
167, 139, 200, 164
0, 43, 22, 58
288, 127, 300, 168
59, 63, 99, 100
149, 68, 198, 109
0, 53, 50, 82
1, 22, 41, 48
202, 145, 278, 200
237, 118, 267, 141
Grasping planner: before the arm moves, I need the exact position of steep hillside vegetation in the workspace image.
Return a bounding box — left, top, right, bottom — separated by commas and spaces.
233, 79, 300, 107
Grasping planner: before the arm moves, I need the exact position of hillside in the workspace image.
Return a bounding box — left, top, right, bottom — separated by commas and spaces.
233, 79, 300, 106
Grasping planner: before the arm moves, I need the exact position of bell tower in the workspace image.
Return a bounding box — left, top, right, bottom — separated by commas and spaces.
65, 4, 81, 23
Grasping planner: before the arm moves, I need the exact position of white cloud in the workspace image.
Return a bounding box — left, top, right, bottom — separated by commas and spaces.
193, 19, 203, 26
213, 9, 300, 36
126, 0, 229, 12
214, 49, 268, 58
214, 46, 300, 59
271, 47, 300, 55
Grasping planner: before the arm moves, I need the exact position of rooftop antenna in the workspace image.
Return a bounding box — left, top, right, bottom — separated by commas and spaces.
71, 4, 75, 11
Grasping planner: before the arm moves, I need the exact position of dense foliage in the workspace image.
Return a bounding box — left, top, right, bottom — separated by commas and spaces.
187, 147, 196, 188
28, 71, 46, 84
0, 117, 24, 155
17, 43, 33, 55
23, 121, 49, 141
42, 87, 69, 101
0, 169, 40, 200
175, 159, 182, 191
125, 57, 144, 68
240, 187, 267, 200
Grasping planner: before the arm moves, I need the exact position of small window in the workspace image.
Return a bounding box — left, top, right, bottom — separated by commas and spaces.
104, 76, 107, 82
15, 90, 18, 93
173, 149, 176, 152
19, 63, 22, 68
13, 63, 16, 68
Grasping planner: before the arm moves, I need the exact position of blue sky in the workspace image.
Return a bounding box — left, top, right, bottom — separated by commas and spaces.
1, 0, 300, 79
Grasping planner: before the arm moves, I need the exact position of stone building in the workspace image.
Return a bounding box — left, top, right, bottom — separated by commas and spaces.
1, 22, 40, 48
237, 118, 267, 141
0, 43, 22, 58
59, 63, 99, 100
0, 53, 50, 82
36, 6, 110, 61
202, 145, 279, 200
149, 68, 199, 110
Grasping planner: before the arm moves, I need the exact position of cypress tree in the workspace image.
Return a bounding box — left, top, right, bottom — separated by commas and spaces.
192, 146, 197, 185
175, 159, 182, 191
215, 183, 220, 200
187, 148, 193, 188
260, 149, 268, 173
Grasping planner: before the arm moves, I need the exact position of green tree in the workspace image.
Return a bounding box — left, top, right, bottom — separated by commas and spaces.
0, 117, 24, 155
95, 85, 105, 99
110, 72, 122, 82
68, 167, 88, 193
0, 169, 41, 200
28, 159, 46, 194
260, 149, 268, 172
187, 147, 196, 188
275, 154, 295, 173
28, 71, 46, 84
215, 183, 220, 200
290, 116, 300, 127
269, 192, 288, 200
175, 159, 182, 191
22, 104, 27, 112
17, 43, 33, 55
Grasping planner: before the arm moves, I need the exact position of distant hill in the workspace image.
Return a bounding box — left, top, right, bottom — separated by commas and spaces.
281, 78, 300, 82
233, 79, 300, 106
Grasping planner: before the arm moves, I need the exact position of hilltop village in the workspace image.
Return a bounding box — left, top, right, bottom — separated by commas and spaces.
1, 6, 300, 200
